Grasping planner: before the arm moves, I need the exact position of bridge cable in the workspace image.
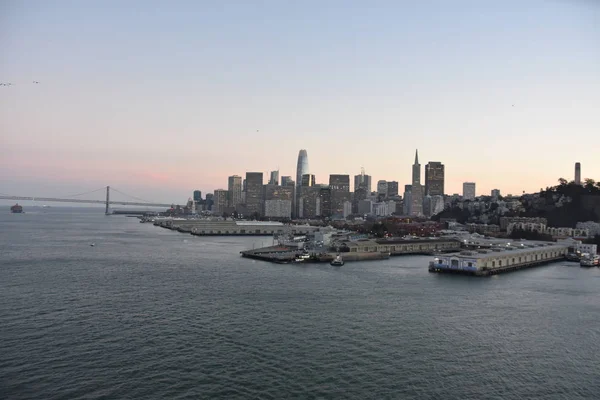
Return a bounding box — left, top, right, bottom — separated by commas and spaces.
110, 187, 156, 204
57, 187, 107, 198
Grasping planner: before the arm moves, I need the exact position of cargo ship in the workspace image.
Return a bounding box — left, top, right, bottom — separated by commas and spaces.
11, 203, 23, 213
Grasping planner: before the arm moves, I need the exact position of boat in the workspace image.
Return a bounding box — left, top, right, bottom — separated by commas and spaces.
10, 203, 23, 213
580, 255, 599, 267
330, 254, 344, 266
565, 253, 580, 262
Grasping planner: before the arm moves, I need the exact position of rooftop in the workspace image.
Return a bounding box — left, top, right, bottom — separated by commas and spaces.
441, 242, 568, 259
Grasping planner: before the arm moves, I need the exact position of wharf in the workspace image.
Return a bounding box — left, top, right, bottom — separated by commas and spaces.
428, 242, 569, 276
241, 247, 390, 264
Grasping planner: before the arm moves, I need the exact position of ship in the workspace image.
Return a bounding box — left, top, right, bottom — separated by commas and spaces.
330, 254, 344, 267
580, 255, 599, 267
10, 203, 23, 213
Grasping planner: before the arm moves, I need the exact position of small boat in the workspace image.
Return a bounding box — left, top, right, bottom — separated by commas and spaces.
330, 255, 344, 266
90, 243, 96, 247
565, 253, 580, 262
580, 255, 599, 267
10, 203, 23, 213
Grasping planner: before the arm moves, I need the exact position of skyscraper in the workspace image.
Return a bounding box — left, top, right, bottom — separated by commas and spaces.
329, 174, 351, 217
193, 190, 202, 202
245, 172, 264, 216
424, 162, 445, 196
354, 168, 372, 192
377, 180, 388, 197
269, 170, 280, 185
411, 150, 423, 216
403, 185, 412, 215
575, 162, 581, 185
281, 176, 294, 186
296, 150, 309, 216
228, 175, 242, 208
301, 174, 316, 187
212, 189, 229, 215
387, 181, 399, 198
463, 182, 476, 200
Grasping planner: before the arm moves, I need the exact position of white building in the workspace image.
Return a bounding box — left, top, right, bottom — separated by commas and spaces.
264, 200, 292, 218
373, 202, 391, 217
463, 182, 476, 200
343, 201, 352, 218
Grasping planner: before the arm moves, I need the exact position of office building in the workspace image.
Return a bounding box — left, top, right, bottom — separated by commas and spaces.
319, 186, 332, 218
295, 150, 309, 216
281, 176, 294, 186
343, 201, 352, 218
403, 185, 412, 215
264, 184, 293, 202
463, 182, 476, 200
301, 174, 316, 187
245, 172, 264, 216
264, 200, 292, 219
575, 162, 581, 185
269, 170, 280, 185
491, 189, 501, 201
299, 186, 321, 218
354, 169, 372, 192
193, 190, 202, 202
411, 150, 423, 216
212, 189, 229, 215
424, 162, 445, 196
228, 175, 242, 208
205, 193, 214, 211
329, 174, 351, 217
387, 181, 399, 198
377, 180, 388, 197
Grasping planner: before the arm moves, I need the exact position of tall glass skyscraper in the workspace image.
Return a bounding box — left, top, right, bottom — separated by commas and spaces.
295, 149, 309, 216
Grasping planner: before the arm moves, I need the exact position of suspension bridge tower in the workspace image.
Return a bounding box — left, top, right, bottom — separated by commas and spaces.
105, 186, 110, 215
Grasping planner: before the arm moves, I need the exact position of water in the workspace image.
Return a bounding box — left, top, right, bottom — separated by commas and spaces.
1, 208, 599, 399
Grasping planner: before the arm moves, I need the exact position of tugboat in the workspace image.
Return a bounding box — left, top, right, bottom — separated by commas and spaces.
10, 203, 23, 213
580, 254, 599, 267
330, 254, 344, 267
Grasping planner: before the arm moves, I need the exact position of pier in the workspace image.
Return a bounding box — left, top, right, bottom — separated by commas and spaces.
428, 242, 569, 276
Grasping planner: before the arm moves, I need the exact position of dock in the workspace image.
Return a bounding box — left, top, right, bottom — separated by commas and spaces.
240, 247, 390, 264
428, 242, 569, 276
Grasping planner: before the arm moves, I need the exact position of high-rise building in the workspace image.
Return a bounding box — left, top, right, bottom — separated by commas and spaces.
281, 176, 294, 186
299, 186, 321, 218
377, 180, 388, 197
491, 189, 501, 201
264, 184, 293, 202
228, 175, 242, 208
301, 174, 316, 187
403, 185, 412, 215
245, 172, 264, 216
411, 150, 423, 216
387, 181, 399, 198
463, 182, 476, 200
343, 201, 353, 218
269, 170, 280, 185
575, 162, 581, 185
213, 189, 229, 215
329, 174, 351, 217
205, 193, 214, 211
354, 168, 372, 192
193, 190, 202, 202
264, 200, 292, 219
296, 150, 309, 216
319, 186, 332, 218
424, 162, 445, 196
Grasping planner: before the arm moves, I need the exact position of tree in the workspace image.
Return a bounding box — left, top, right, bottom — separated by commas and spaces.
558, 178, 568, 186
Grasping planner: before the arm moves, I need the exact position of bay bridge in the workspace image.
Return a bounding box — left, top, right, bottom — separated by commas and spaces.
0, 186, 179, 214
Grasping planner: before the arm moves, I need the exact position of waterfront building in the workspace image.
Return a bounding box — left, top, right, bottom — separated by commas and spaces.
387, 181, 399, 198
269, 170, 280, 185
193, 190, 202, 202
463, 182, 476, 200
296, 149, 309, 216
228, 175, 242, 208
281, 176, 294, 186
424, 162, 444, 196
411, 150, 423, 216
377, 180, 388, 197
329, 174, 351, 217
264, 199, 292, 219
354, 168, 372, 192
575, 162, 581, 185
212, 189, 229, 215
245, 172, 264, 217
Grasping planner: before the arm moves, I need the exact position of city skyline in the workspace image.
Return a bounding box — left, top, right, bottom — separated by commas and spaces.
1, 1, 599, 203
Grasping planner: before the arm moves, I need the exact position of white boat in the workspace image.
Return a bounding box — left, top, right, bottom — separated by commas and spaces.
330, 255, 344, 266
580, 255, 599, 267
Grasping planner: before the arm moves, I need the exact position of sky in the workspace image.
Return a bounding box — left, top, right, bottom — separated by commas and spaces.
1, 0, 599, 204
